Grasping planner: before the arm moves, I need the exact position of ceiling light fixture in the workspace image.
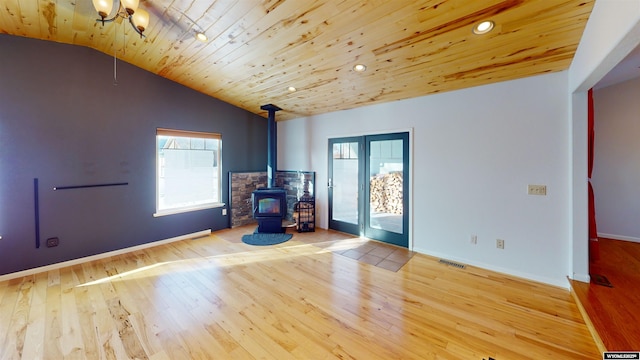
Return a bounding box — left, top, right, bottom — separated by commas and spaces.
353, 64, 367, 72
92, 0, 150, 38
196, 32, 208, 42
473, 20, 495, 35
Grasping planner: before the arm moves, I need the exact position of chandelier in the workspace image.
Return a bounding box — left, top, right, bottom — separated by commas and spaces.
92, 0, 150, 38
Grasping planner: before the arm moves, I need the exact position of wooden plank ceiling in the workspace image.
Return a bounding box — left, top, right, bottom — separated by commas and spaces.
0, 0, 594, 121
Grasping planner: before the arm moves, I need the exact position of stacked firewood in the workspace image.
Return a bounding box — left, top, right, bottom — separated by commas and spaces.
370, 172, 403, 214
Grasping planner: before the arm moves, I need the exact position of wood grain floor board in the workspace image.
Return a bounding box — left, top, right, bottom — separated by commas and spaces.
21, 272, 47, 359
2, 277, 31, 359
43, 273, 63, 359
0, 226, 602, 359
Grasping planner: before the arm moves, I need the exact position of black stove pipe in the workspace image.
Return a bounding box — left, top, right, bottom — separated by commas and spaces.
260, 103, 282, 188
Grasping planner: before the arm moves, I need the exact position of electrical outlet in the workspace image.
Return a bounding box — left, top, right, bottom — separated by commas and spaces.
496, 239, 505, 249
528, 184, 547, 196
470, 235, 477, 245
222, 208, 227, 216
46, 237, 59, 247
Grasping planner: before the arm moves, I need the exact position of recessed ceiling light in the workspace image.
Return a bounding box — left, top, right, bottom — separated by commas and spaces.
473, 20, 494, 35
353, 64, 367, 72
196, 32, 208, 42
288, 86, 297, 92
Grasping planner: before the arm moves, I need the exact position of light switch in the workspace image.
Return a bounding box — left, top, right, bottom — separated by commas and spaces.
528, 184, 547, 196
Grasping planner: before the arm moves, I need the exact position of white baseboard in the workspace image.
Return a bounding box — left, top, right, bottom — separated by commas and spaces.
412, 247, 569, 289
571, 272, 591, 283
0, 229, 211, 283
597, 233, 640, 243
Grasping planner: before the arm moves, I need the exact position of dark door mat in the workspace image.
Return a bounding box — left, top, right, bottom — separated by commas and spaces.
591, 273, 613, 287
242, 232, 292, 246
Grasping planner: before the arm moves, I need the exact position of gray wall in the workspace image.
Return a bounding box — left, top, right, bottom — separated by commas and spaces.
593, 77, 640, 242
0, 35, 267, 275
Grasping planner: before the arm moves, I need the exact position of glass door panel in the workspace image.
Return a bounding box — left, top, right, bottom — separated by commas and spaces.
328, 137, 363, 235
368, 138, 404, 234
365, 133, 409, 247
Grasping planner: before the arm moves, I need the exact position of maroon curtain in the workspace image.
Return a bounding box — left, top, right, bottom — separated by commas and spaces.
588, 88, 599, 262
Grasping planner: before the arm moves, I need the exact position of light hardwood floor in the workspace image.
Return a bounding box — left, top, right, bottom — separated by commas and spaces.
0, 226, 600, 359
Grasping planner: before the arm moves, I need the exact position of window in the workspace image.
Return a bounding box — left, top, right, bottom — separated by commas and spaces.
155, 128, 222, 216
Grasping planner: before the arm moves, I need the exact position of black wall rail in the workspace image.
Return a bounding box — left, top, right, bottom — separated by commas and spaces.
53, 182, 128, 191
34, 178, 40, 248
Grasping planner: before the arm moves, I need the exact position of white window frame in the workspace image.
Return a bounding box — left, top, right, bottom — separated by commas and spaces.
153, 128, 223, 217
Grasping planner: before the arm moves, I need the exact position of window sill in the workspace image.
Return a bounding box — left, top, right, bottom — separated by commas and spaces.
153, 203, 225, 217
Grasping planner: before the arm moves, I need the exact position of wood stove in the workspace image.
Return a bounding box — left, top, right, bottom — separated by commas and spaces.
252, 188, 287, 233
252, 103, 286, 233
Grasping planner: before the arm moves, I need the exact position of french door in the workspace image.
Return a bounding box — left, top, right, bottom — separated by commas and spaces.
328, 132, 409, 247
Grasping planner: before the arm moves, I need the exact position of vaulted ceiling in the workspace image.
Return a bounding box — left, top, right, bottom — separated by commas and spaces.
0, 0, 594, 120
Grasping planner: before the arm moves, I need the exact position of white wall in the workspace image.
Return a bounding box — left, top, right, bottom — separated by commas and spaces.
592, 77, 640, 242
568, 0, 640, 282
568, 0, 640, 93
279, 71, 572, 287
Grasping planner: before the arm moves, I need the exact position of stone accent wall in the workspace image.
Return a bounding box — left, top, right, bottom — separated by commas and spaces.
229, 172, 267, 227
229, 171, 315, 227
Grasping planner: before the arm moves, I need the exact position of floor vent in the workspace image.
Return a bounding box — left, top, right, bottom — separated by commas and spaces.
591, 273, 613, 287
439, 259, 466, 269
